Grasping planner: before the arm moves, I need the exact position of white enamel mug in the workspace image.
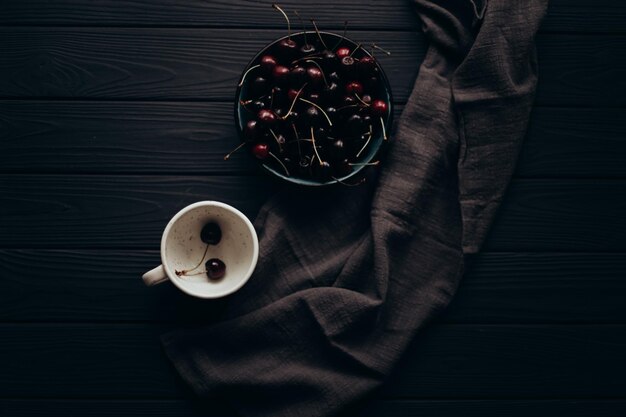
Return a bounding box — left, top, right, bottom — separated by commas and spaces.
142, 201, 259, 299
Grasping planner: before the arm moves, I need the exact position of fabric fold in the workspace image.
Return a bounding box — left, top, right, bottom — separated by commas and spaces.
161, 1, 548, 415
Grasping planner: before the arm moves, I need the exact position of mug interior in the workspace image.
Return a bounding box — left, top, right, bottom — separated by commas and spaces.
162, 202, 258, 298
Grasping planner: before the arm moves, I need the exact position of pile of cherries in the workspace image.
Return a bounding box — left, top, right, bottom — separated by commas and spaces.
229, 4, 390, 184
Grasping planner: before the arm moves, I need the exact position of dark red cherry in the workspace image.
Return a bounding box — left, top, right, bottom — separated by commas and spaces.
260, 55, 277, 74
308, 92, 321, 102
286, 110, 299, 122
244, 120, 260, 140
325, 106, 338, 119
336, 47, 351, 59
314, 126, 329, 141
307, 67, 324, 87
335, 159, 353, 177
274, 107, 288, 118
323, 50, 337, 60
200, 222, 222, 245
301, 43, 316, 54
287, 88, 299, 101
305, 106, 321, 126
360, 94, 372, 105
273, 65, 290, 85
278, 38, 298, 56
253, 143, 269, 159
205, 258, 226, 280
252, 76, 269, 94
290, 66, 307, 85
323, 82, 340, 101
342, 95, 357, 106
251, 100, 266, 111
371, 100, 388, 117
329, 72, 341, 83
314, 160, 333, 180
257, 109, 277, 126
321, 50, 338, 71
345, 81, 364, 95
330, 139, 346, 159
358, 56, 376, 73
345, 114, 364, 134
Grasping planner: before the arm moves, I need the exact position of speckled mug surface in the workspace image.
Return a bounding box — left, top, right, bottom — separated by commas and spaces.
142, 201, 259, 299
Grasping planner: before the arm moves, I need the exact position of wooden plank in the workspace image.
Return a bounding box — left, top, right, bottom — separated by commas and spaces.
1, 399, 625, 417
0, 175, 274, 249
0, 0, 623, 33
361, 399, 626, 417
1, 251, 625, 323
0, 29, 420, 102
518, 107, 626, 178
1, 176, 624, 251
3, 102, 625, 178
484, 180, 626, 251
0, 324, 623, 398
0, 29, 623, 106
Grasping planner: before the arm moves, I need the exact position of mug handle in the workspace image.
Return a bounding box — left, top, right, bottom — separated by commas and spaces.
142, 265, 169, 286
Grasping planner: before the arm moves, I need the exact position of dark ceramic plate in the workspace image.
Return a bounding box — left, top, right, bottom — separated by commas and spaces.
235, 31, 393, 186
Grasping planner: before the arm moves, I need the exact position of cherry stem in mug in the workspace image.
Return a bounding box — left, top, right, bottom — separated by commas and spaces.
176, 243, 210, 276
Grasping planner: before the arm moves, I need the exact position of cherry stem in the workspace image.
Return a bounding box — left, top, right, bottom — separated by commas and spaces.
270, 88, 276, 109
310, 127, 324, 165
224, 141, 248, 160
294, 10, 308, 46
176, 243, 210, 276
371, 43, 392, 56
354, 94, 370, 106
291, 56, 323, 64
292, 123, 302, 157
336, 104, 360, 111
282, 82, 308, 119
349, 160, 380, 166
332, 176, 366, 187
239, 100, 252, 112
304, 59, 328, 86
310, 19, 328, 50
380, 117, 388, 141
269, 151, 290, 176
238, 64, 260, 87
356, 125, 373, 158
299, 98, 333, 126
272, 4, 291, 40
331, 20, 348, 51
349, 43, 362, 57
269, 129, 284, 152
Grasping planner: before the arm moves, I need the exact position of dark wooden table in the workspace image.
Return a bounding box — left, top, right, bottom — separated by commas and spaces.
1, 1, 625, 416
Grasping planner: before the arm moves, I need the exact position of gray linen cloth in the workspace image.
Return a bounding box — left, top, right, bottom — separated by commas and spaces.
161, 0, 548, 415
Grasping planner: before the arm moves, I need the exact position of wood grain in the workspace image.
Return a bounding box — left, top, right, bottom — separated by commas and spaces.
0, 324, 623, 398
1, 29, 624, 106
0, 175, 274, 249
3, 102, 625, 177
1, 250, 625, 324
1, 399, 625, 417
0, 0, 623, 33
1, 176, 624, 251
518, 107, 626, 178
